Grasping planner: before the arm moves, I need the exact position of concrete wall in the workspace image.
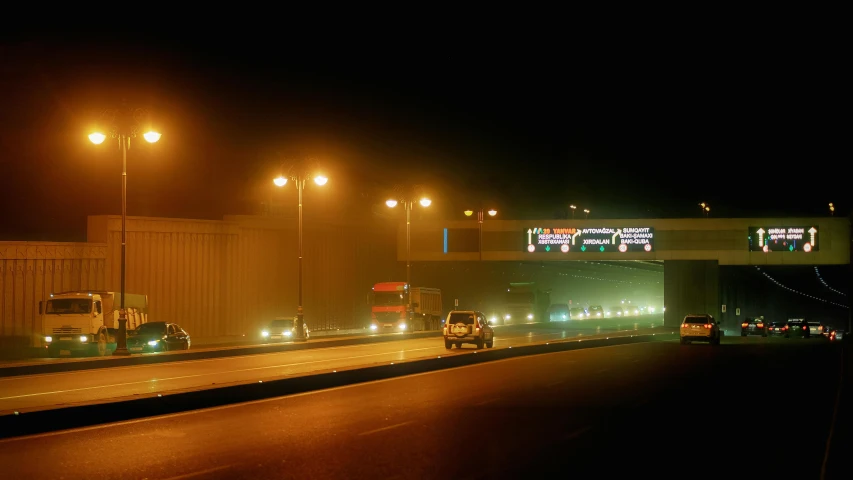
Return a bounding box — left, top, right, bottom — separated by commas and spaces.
0, 242, 107, 346
664, 260, 719, 328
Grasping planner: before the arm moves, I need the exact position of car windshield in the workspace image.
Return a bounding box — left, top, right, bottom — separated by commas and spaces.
373, 292, 405, 306
683, 316, 709, 324
135, 323, 166, 335
270, 319, 294, 329
45, 298, 92, 314
448, 312, 476, 325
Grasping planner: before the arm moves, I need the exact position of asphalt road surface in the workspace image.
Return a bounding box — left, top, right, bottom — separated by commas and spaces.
0, 336, 844, 479
0, 322, 659, 414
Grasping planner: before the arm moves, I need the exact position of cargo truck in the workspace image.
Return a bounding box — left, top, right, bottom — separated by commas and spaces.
369, 282, 443, 332
500, 282, 551, 325
38, 291, 148, 357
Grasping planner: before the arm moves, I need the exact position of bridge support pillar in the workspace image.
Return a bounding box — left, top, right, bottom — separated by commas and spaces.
664, 260, 719, 328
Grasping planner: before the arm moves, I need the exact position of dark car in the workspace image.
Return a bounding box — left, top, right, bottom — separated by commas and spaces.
807, 322, 826, 337
766, 321, 790, 337
784, 319, 810, 339
740, 317, 767, 337
127, 322, 191, 353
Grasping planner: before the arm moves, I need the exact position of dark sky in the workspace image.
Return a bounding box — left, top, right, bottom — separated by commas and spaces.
1, 29, 848, 241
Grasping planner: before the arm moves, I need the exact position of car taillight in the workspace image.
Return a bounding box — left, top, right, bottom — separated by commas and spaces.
741, 323, 748, 328
475, 327, 480, 335
757, 323, 764, 328
783, 326, 788, 330
803, 326, 807, 331
704, 324, 711, 329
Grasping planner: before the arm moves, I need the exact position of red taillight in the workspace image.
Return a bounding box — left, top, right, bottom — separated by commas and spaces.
704, 324, 711, 329
757, 323, 764, 328
741, 323, 748, 328
803, 326, 807, 331
783, 326, 788, 330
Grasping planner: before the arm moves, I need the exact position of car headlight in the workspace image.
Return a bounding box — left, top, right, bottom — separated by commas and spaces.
490, 317, 497, 324
596, 312, 601, 317
284, 331, 292, 336
505, 315, 511, 320
399, 323, 407, 330
605, 311, 611, 316
80, 335, 88, 343
617, 311, 622, 315
148, 340, 159, 346
562, 315, 567, 319
370, 324, 378, 330
527, 314, 534, 320
261, 330, 269, 337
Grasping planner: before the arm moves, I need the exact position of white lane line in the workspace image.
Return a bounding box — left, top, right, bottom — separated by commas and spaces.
358, 421, 413, 436
0, 341, 650, 444
161, 464, 235, 480
563, 426, 593, 440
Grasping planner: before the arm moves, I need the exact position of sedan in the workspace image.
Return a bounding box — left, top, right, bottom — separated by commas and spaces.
127, 322, 191, 353
740, 317, 767, 337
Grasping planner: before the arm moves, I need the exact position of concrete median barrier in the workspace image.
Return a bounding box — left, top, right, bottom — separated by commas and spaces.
0, 330, 673, 439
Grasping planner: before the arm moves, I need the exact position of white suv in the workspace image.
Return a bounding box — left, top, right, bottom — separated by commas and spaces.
444, 310, 494, 349
680, 314, 721, 345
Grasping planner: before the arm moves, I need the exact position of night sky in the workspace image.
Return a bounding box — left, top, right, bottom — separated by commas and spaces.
1, 30, 848, 241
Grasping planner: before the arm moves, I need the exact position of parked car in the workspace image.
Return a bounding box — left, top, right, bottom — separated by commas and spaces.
127, 322, 191, 353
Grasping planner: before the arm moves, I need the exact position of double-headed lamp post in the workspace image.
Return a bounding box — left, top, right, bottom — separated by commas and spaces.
274, 171, 328, 341
583, 209, 590, 219
89, 105, 161, 356
464, 208, 497, 260
386, 195, 431, 325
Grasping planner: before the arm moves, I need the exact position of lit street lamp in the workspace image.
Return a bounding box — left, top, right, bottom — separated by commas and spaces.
387, 190, 431, 325
583, 209, 590, 219
464, 208, 497, 260
699, 202, 710, 217
89, 103, 161, 356
829, 202, 835, 216
569, 205, 576, 219
274, 169, 328, 341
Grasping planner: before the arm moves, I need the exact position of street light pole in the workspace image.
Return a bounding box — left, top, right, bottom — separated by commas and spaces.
406, 200, 412, 322
296, 176, 307, 342
89, 104, 160, 356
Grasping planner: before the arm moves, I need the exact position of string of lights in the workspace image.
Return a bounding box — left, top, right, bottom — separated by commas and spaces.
814, 267, 847, 297
755, 267, 848, 309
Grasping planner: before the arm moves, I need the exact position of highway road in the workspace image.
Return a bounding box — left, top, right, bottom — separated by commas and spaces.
0, 322, 660, 414
0, 336, 845, 479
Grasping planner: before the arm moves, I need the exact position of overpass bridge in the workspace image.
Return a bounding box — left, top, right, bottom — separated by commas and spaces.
396, 217, 851, 328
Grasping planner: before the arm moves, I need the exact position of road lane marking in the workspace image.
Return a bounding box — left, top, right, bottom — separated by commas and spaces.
0, 340, 655, 444
358, 421, 413, 436
161, 464, 235, 480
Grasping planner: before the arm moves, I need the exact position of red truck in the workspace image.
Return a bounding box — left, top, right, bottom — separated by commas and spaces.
369, 282, 443, 332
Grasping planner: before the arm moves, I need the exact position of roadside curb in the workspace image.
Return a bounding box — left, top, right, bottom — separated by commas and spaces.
0, 331, 443, 378
0, 331, 671, 439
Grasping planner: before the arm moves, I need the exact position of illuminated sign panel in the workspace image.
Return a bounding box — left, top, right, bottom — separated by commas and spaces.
748, 226, 818, 252
525, 227, 654, 253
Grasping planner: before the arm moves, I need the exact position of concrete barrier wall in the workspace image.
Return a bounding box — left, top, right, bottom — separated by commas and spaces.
0, 242, 107, 346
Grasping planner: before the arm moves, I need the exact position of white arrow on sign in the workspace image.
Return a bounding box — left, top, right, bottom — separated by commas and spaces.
756, 228, 765, 247
528, 229, 532, 245
808, 227, 817, 246
571, 231, 582, 245
612, 229, 622, 244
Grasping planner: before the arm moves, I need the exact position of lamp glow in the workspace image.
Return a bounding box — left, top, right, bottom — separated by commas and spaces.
314, 175, 328, 186
487, 209, 497, 216
386, 199, 398, 208
464, 210, 474, 217
273, 176, 287, 187
143, 131, 161, 143
88, 132, 106, 145
419, 198, 431, 207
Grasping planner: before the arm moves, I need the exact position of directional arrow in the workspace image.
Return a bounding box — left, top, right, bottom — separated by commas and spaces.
545, 245, 551, 252
808, 227, 817, 246
612, 229, 622, 244
571, 231, 582, 245
527, 229, 532, 245
756, 228, 766, 247
580, 245, 586, 252
599, 245, 605, 252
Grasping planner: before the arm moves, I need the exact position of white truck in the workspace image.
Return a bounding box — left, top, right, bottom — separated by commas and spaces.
38, 291, 148, 357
